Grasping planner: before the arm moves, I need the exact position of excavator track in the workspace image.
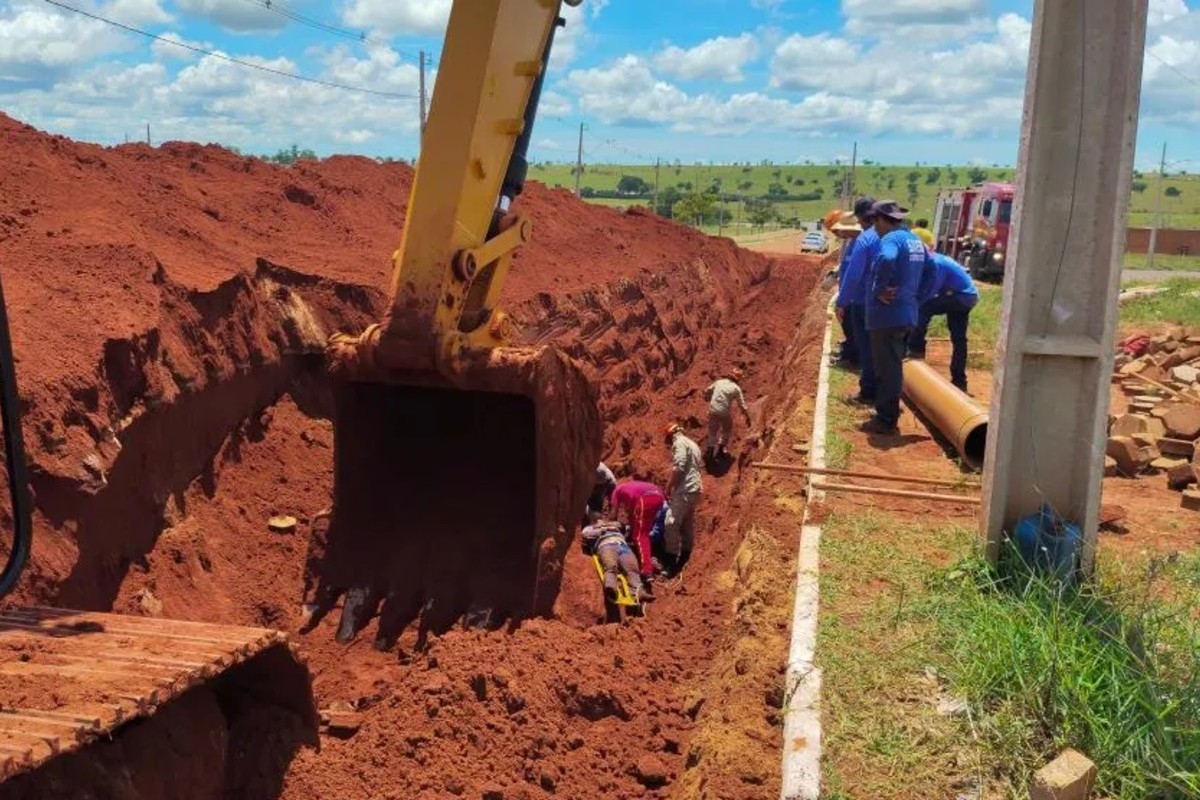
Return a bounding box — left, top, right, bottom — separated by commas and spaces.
0, 606, 314, 784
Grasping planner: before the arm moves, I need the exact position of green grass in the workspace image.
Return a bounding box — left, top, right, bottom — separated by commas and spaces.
1119, 277, 1200, 326
529, 162, 1200, 230
825, 365, 857, 469
820, 512, 982, 800
925, 552, 1200, 799
819, 505, 1200, 800
1123, 253, 1200, 272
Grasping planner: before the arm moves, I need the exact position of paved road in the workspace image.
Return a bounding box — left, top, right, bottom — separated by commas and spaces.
1124, 269, 1200, 283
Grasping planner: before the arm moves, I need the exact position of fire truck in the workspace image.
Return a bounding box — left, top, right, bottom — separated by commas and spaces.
931, 182, 1014, 280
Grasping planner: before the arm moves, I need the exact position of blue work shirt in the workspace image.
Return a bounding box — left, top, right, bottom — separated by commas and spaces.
865, 228, 925, 330
920, 252, 979, 304
836, 227, 879, 309
836, 238, 855, 292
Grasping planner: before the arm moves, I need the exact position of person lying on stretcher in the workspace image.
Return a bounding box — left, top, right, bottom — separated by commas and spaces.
580, 517, 655, 605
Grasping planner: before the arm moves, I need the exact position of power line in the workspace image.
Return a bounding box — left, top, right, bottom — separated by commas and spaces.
41, 0, 417, 100
237, 0, 431, 61
1147, 50, 1200, 88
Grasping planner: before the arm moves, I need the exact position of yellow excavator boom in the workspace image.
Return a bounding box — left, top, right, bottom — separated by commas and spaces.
312, 0, 601, 648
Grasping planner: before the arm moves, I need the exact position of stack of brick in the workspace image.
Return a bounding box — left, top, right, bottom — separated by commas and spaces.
1110, 329, 1200, 512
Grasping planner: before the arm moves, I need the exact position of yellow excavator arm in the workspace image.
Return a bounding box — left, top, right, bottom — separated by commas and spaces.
330, 0, 581, 379
313, 0, 601, 647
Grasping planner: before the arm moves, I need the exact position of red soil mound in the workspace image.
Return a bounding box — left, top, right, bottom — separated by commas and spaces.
0, 112, 826, 799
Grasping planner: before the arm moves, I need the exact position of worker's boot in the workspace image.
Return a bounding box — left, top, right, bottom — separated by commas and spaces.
603, 572, 620, 603
636, 581, 656, 603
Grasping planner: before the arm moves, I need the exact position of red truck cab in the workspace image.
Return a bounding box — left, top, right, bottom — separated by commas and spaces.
932, 182, 1014, 280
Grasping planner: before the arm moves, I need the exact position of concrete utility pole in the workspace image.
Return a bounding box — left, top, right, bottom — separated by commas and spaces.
848, 141, 857, 208
653, 157, 660, 214
419, 50, 428, 136
145, 124, 151, 147
573, 122, 585, 197
1148, 141, 1166, 270
982, 0, 1149, 573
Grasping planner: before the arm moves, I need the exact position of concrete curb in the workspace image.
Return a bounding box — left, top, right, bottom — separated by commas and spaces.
779, 299, 834, 799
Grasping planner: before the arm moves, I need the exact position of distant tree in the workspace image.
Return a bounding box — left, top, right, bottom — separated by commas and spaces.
767, 182, 789, 198
617, 175, 650, 195
745, 198, 776, 229
906, 170, 921, 184
266, 144, 318, 165
948, 169, 959, 184
1131, 181, 1148, 193
887, 175, 896, 191
826, 168, 839, 177
786, 175, 795, 184
1165, 186, 1182, 197
580, 186, 596, 198
673, 191, 717, 225
968, 167, 988, 184
796, 178, 806, 186
772, 169, 782, 180
677, 181, 693, 190
738, 180, 754, 191
742, 166, 753, 173
906, 182, 919, 207
655, 185, 682, 217
862, 159, 875, 166
925, 167, 942, 185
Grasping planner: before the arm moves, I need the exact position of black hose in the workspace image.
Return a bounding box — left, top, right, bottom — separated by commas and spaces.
0, 264, 32, 598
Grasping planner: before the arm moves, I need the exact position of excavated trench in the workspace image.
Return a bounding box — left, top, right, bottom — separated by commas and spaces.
0, 115, 833, 798
6, 245, 828, 798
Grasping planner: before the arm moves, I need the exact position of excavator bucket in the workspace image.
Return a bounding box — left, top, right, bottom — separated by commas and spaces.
309, 346, 600, 645
293, 0, 602, 645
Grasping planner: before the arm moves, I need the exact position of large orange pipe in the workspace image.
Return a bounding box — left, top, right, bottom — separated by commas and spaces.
902, 359, 989, 469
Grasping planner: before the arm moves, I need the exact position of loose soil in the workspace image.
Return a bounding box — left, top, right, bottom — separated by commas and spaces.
0, 114, 827, 799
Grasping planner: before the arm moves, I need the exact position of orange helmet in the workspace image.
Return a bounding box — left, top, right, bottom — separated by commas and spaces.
663, 422, 682, 439
729, 367, 744, 381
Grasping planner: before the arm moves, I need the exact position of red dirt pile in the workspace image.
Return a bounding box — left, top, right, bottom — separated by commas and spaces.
0, 112, 826, 799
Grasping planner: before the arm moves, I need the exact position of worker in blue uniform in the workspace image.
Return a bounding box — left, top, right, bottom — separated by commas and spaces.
837, 196, 880, 403
862, 200, 926, 435
909, 249, 979, 392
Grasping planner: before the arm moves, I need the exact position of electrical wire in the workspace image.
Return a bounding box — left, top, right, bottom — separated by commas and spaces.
1147, 50, 1200, 88
237, 0, 437, 63
40, 0, 418, 100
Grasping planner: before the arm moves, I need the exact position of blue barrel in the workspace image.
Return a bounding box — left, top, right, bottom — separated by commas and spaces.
1014, 504, 1082, 581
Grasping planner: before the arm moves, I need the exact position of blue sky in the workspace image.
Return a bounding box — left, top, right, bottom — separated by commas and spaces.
1, 0, 1198, 170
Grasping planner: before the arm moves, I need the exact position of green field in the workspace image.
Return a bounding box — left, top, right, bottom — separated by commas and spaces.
528, 162, 1200, 233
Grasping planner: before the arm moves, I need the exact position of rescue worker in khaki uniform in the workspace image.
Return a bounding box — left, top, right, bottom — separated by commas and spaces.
661, 423, 703, 579
703, 368, 752, 460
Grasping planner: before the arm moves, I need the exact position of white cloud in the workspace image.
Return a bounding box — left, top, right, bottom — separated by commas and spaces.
655, 33, 760, 83
0, 3, 130, 84
770, 33, 859, 91
104, 0, 172, 26
1149, 0, 1189, 27
176, 0, 286, 33
539, 89, 572, 119
340, 0, 451, 37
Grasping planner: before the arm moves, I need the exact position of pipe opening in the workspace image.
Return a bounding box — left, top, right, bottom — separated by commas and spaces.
962, 422, 988, 470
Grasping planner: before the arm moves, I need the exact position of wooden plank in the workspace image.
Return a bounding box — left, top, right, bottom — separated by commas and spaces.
20, 607, 276, 639
0, 619, 243, 657
753, 462, 979, 489
0, 612, 279, 650
809, 481, 982, 505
